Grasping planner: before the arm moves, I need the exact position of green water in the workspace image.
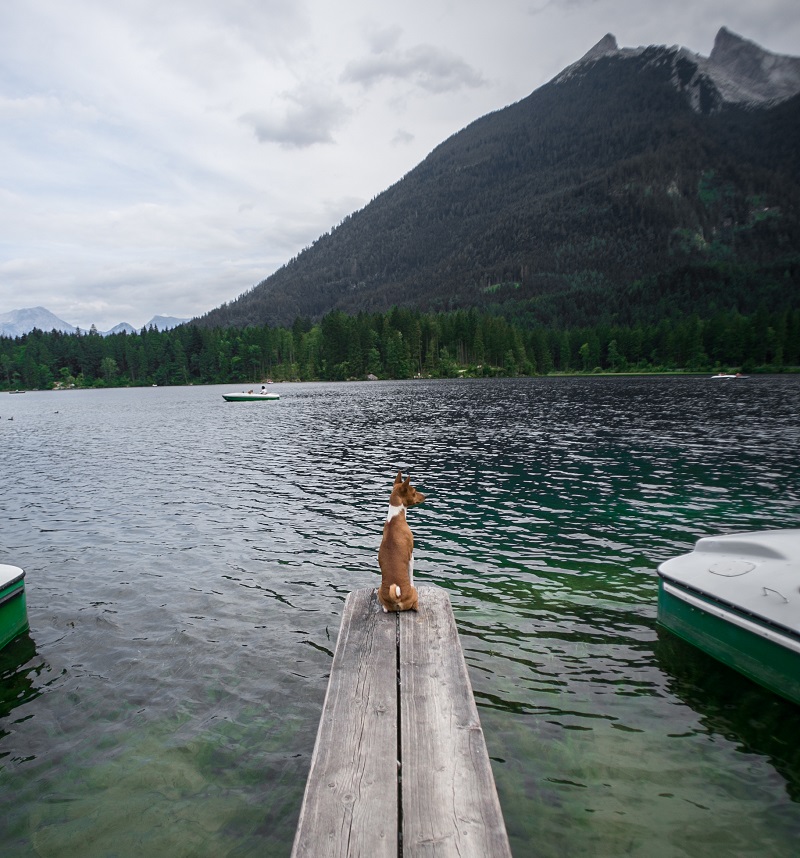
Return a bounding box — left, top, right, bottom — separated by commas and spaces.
1, 376, 799, 856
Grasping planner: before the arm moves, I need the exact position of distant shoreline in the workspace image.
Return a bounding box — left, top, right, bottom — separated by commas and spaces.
4, 368, 800, 394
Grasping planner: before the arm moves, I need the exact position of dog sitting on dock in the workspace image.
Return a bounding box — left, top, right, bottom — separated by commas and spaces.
378, 471, 426, 612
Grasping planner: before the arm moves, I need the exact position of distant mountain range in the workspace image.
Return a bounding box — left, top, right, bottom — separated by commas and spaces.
0, 307, 189, 339
194, 27, 800, 330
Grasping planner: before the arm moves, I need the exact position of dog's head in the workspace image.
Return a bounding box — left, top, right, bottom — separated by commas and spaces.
391, 471, 426, 508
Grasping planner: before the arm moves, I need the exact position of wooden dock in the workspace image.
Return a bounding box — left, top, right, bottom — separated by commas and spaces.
291, 586, 511, 858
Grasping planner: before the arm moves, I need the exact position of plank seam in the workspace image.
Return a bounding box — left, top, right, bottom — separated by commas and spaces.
395, 609, 403, 858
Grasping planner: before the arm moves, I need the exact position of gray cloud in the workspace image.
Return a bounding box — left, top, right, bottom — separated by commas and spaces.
241, 87, 352, 148
342, 43, 486, 93
364, 24, 404, 53
121, 0, 308, 63
392, 128, 415, 146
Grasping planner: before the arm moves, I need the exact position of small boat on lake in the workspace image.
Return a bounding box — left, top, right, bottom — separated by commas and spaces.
657, 529, 800, 706
0, 564, 29, 651
222, 390, 280, 402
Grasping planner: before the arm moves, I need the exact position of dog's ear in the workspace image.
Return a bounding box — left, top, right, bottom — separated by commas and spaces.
403, 476, 411, 487
394, 471, 403, 484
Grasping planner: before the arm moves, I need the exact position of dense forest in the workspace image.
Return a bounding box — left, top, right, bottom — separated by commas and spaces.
195, 49, 800, 331
1, 306, 797, 391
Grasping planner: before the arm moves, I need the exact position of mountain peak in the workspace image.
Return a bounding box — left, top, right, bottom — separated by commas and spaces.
0, 306, 77, 338
559, 27, 800, 112
711, 26, 763, 64
144, 315, 189, 331
579, 33, 619, 63
707, 26, 800, 106
0, 306, 189, 338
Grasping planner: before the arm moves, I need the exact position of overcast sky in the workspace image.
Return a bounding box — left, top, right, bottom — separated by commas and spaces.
1, 0, 797, 331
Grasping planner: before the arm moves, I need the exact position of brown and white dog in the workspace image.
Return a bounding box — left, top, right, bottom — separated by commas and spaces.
378, 471, 426, 612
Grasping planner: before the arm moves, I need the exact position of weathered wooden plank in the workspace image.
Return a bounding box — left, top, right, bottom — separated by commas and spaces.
399, 586, 512, 857
291, 588, 398, 858
292, 585, 511, 857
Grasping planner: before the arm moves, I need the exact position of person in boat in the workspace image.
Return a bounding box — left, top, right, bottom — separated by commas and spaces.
260, 385, 267, 394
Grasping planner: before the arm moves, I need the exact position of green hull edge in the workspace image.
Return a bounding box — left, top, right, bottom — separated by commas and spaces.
657, 581, 800, 707
222, 396, 280, 402
0, 582, 29, 651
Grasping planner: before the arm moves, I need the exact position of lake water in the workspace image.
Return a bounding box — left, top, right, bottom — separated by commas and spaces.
1, 376, 799, 857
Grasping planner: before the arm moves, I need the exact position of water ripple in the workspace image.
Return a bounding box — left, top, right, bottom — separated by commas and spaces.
1, 377, 799, 856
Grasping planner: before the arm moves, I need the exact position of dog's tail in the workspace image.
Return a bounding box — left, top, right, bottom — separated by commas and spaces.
391, 584, 401, 600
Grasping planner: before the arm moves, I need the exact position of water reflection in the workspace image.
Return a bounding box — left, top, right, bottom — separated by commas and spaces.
0, 634, 43, 728
655, 629, 800, 803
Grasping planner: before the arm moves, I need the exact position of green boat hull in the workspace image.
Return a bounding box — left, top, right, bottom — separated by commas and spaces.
657, 580, 800, 707
0, 571, 29, 651
222, 393, 280, 402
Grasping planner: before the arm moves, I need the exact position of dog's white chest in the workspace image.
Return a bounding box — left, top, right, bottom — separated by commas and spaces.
386, 503, 405, 522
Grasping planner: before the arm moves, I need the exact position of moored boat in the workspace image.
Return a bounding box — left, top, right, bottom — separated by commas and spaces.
0, 564, 29, 651
657, 529, 800, 706
222, 390, 280, 402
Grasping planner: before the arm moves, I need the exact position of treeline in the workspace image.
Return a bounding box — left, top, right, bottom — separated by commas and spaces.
1, 306, 798, 390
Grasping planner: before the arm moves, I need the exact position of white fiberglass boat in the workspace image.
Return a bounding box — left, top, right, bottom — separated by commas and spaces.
657, 529, 800, 706
222, 390, 280, 402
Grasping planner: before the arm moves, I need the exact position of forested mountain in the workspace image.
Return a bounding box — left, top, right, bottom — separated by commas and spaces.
194, 29, 800, 331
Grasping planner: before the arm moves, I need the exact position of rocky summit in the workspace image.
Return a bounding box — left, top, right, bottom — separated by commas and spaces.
563, 27, 800, 112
